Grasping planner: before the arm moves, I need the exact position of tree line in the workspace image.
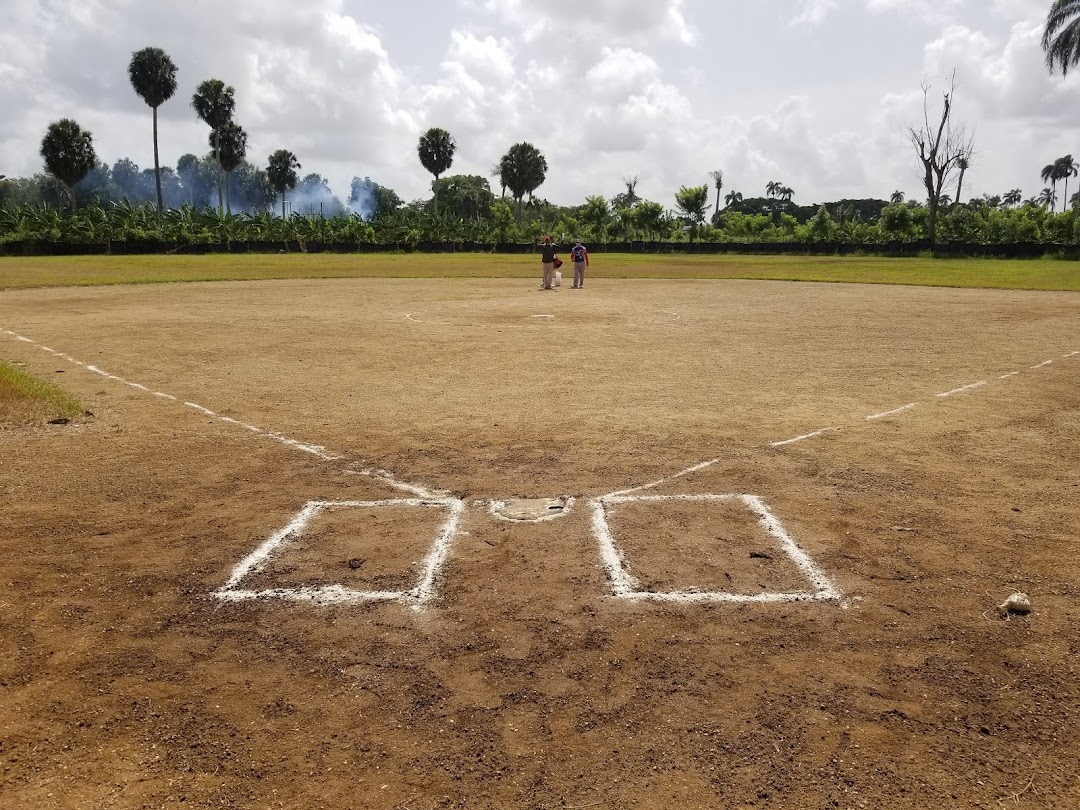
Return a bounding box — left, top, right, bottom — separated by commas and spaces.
4, 3, 1080, 250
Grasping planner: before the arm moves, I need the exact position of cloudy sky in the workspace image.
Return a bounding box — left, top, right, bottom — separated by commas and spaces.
2, 0, 1076, 207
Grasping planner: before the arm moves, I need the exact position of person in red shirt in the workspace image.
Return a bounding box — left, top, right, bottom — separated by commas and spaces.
570, 239, 589, 288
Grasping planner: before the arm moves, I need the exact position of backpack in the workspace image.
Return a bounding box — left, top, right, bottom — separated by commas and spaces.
571, 245, 586, 263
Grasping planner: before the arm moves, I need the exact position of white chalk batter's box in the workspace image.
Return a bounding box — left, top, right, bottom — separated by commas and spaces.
590, 493, 842, 604
213, 493, 841, 607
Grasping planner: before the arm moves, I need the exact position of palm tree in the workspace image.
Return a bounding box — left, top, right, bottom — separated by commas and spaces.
780, 186, 795, 202
40, 119, 97, 210
417, 127, 456, 213
1037, 187, 1057, 209
955, 155, 970, 205
766, 180, 782, 198
1043, 1, 1080, 75
499, 142, 548, 215
708, 170, 723, 216
128, 47, 178, 212
1057, 154, 1078, 212
211, 122, 247, 214
191, 79, 235, 215
1040, 162, 1060, 206
622, 175, 641, 206
724, 190, 743, 208
267, 149, 301, 218
1003, 189, 1023, 208
890, 190, 905, 204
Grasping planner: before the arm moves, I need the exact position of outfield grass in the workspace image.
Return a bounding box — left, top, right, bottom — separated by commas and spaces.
0, 359, 84, 425
0, 252, 1078, 291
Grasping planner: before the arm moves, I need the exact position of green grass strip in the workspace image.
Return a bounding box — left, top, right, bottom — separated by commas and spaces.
1, 253, 1079, 291
0, 359, 83, 424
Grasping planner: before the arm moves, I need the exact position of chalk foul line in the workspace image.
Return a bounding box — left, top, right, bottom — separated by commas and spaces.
866, 403, 916, 421
770, 428, 839, 448
0, 327, 438, 499
936, 381, 987, 398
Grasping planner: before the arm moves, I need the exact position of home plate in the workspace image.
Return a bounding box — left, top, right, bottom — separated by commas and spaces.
490, 497, 574, 522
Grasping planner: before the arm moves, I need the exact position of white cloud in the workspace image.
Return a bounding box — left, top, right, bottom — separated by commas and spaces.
483, 0, 695, 44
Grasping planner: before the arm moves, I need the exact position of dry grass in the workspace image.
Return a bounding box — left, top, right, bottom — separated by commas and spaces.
0, 359, 84, 425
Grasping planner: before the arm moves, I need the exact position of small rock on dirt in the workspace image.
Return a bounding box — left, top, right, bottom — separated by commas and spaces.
347, 558, 365, 570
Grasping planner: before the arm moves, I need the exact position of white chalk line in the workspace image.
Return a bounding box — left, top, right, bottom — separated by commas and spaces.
935, 381, 987, 398
590, 494, 842, 605
404, 313, 423, 323
214, 498, 465, 607
0, 327, 439, 498
530, 314, 555, 319
607, 457, 722, 498
608, 346, 1070, 498
866, 403, 916, 421
488, 497, 575, 523
770, 428, 839, 448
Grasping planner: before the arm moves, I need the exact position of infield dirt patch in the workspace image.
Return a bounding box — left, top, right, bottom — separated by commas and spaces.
1, 275, 1078, 809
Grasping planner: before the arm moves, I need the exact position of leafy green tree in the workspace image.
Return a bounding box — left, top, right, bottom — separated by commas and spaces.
431, 174, 494, 221
1043, 1, 1080, 75
128, 47, 178, 211
582, 195, 611, 241
211, 122, 247, 214
500, 142, 548, 214
490, 199, 516, 243
417, 127, 456, 213
635, 200, 667, 240
191, 79, 236, 214
806, 205, 839, 242
111, 158, 144, 201
266, 149, 301, 218
674, 184, 710, 241
40, 119, 97, 210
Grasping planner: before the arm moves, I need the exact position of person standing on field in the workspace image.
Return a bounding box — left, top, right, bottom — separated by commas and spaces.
571, 238, 589, 288
540, 235, 559, 290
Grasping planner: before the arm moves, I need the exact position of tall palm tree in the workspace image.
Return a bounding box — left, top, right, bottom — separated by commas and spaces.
955, 155, 970, 205
724, 190, 743, 208
40, 119, 97, 210
1003, 188, 1023, 207
267, 149, 301, 218
708, 170, 723, 216
1040, 162, 1060, 206
128, 47, 178, 212
211, 122, 247, 214
780, 186, 795, 202
1043, 0, 1080, 75
500, 142, 548, 215
766, 180, 781, 198
1037, 187, 1057, 209
890, 190, 905, 204
417, 127, 456, 213
191, 79, 235, 215
1057, 154, 1078, 211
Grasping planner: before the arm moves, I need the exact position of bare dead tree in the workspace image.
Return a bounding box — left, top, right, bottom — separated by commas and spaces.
908, 73, 974, 246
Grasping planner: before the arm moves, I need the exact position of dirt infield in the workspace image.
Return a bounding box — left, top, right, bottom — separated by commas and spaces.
1, 276, 1078, 808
